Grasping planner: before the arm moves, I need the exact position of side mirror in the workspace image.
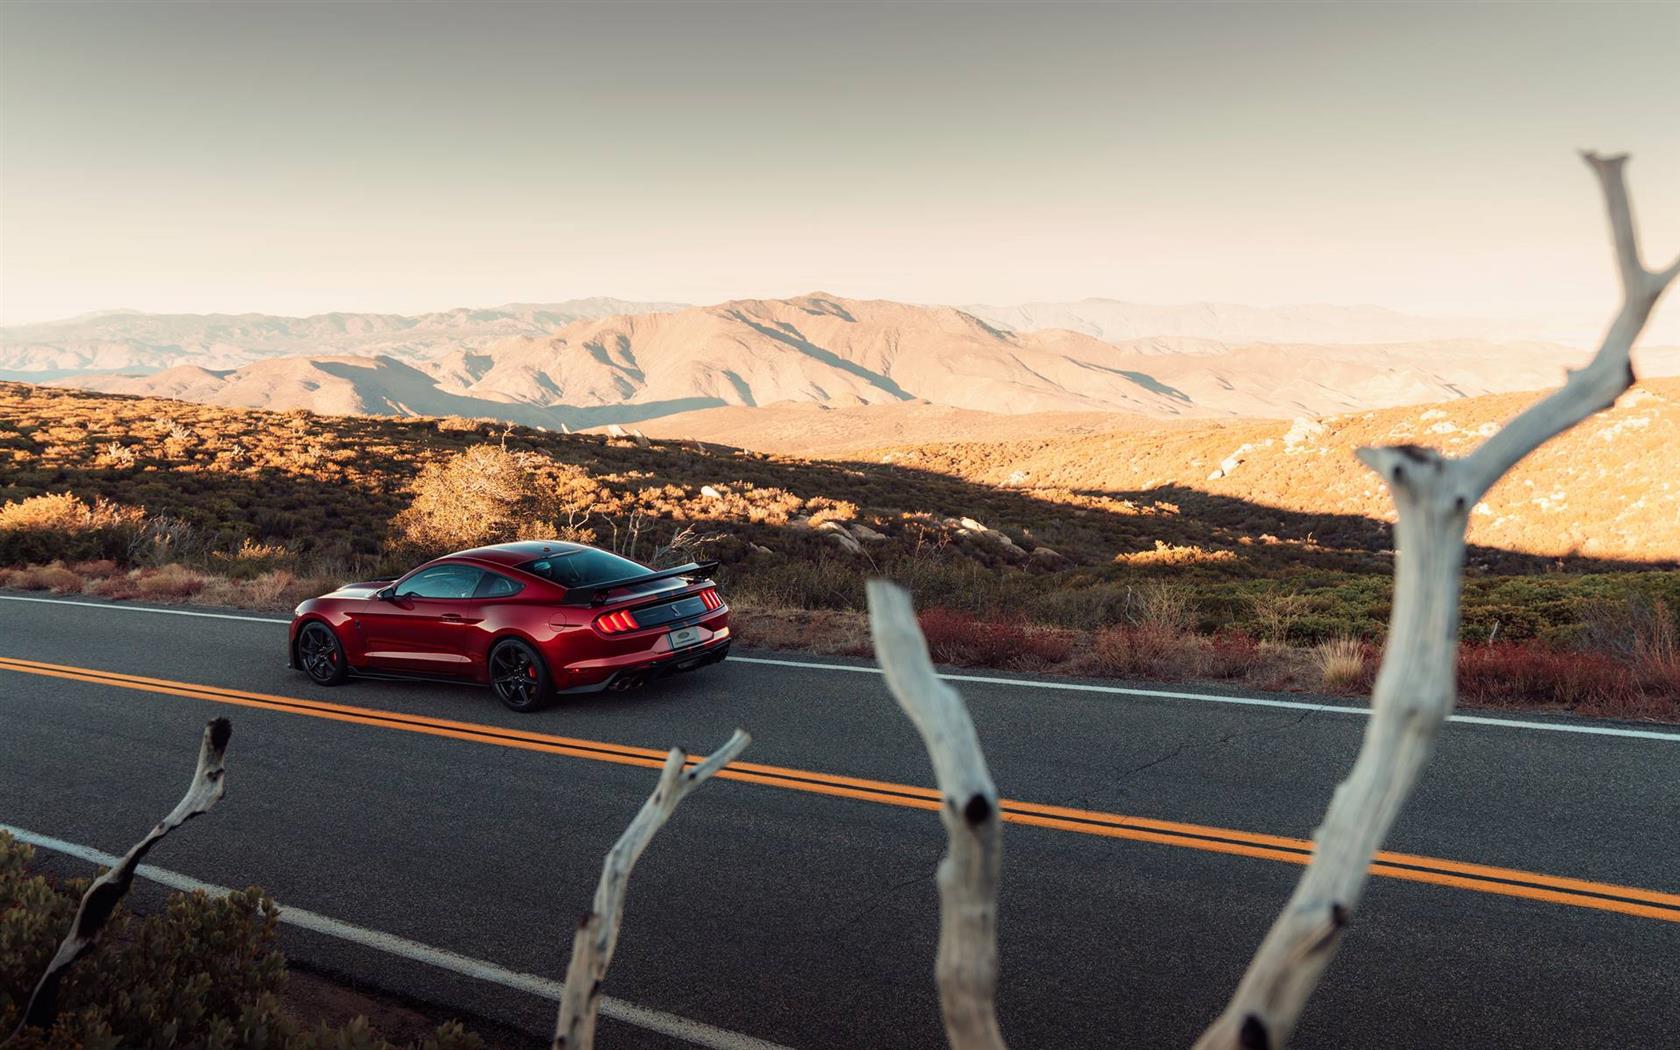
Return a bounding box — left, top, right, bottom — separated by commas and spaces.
376, 586, 396, 602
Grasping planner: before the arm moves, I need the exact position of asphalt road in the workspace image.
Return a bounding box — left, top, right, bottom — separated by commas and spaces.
2, 592, 1677, 1049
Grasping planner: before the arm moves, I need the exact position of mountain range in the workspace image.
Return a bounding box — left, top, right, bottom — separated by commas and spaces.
13, 293, 1679, 437
0, 298, 684, 379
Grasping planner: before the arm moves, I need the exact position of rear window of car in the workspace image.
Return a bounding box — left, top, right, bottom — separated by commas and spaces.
520, 550, 646, 589
474, 572, 523, 599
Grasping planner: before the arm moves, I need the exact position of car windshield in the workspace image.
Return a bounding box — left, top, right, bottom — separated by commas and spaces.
519, 549, 647, 589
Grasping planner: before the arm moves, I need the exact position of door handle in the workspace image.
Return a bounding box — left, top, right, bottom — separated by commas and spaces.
441, 613, 465, 622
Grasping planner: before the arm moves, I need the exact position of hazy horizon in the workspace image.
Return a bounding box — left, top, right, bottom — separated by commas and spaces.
3, 1, 1676, 333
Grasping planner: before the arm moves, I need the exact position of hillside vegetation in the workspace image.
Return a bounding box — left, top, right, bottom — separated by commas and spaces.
2, 380, 1676, 717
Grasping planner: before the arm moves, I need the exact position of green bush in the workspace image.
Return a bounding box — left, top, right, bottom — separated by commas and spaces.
0, 833, 481, 1050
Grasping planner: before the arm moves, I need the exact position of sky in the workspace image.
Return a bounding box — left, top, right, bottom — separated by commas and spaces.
1, 0, 1677, 334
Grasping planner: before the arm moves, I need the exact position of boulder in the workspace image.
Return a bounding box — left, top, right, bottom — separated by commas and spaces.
701, 484, 724, 499
817, 523, 863, 554
606, 423, 629, 437
848, 523, 887, 542
1029, 546, 1067, 569
1283, 417, 1327, 453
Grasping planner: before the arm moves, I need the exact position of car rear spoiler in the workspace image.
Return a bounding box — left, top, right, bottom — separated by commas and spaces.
564, 560, 720, 606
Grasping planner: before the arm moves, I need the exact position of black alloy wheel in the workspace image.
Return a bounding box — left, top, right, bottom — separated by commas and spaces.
490, 639, 552, 712
297, 622, 349, 685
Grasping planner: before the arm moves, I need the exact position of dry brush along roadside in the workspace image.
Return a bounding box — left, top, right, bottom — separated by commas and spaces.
7, 717, 231, 1042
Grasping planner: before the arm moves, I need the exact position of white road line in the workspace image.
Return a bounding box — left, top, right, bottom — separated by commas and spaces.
732, 657, 1680, 742
2, 823, 796, 1050
0, 593, 290, 624
6, 592, 1677, 743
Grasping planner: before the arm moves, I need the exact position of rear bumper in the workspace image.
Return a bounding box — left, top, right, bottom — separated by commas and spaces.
556, 634, 732, 694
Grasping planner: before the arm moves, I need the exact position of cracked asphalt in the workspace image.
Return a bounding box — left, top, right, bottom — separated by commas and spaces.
3, 594, 1677, 1048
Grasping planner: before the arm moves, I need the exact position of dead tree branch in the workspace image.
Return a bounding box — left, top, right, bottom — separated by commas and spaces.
552, 729, 751, 1050
867, 580, 1007, 1050
1194, 153, 1678, 1050
12, 717, 232, 1039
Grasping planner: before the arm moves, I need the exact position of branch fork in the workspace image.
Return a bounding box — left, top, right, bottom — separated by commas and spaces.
13, 718, 232, 1039
1194, 152, 1678, 1049
552, 729, 751, 1050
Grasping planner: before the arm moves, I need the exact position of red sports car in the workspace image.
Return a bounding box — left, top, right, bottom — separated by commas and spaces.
287, 540, 730, 711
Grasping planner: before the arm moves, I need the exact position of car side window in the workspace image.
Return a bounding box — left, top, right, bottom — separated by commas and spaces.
474, 572, 523, 599
398, 564, 484, 599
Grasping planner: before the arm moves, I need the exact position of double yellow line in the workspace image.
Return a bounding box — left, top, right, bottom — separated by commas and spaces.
4, 654, 1677, 924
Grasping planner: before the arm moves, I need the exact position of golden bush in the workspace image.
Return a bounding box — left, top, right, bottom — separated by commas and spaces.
389, 445, 603, 556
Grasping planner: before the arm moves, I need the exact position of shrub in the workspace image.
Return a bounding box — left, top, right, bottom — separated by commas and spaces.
1202, 631, 1265, 680
133, 563, 211, 599
1457, 642, 1641, 713
389, 446, 600, 556
0, 493, 146, 564
1091, 623, 1211, 679
916, 608, 1072, 670
0, 833, 482, 1049
0, 562, 84, 593
1312, 637, 1368, 692
128, 514, 208, 567
1123, 581, 1196, 631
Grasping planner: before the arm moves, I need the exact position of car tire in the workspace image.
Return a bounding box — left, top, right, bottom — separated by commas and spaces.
489, 638, 553, 713
296, 622, 350, 686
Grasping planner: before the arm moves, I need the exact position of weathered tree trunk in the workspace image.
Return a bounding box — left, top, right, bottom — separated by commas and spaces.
1193, 152, 1678, 1050
13, 717, 232, 1039
867, 580, 1007, 1050
552, 729, 751, 1050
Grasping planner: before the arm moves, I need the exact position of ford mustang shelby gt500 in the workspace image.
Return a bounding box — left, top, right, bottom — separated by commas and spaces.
288, 541, 729, 711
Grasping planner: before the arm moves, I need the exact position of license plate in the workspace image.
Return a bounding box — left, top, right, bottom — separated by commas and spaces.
668, 626, 702, 649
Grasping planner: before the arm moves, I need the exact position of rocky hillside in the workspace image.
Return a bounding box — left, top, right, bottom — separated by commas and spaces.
873, 377, 1680, 564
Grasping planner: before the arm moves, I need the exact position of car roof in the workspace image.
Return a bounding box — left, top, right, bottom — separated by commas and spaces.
443, 540, 600, 568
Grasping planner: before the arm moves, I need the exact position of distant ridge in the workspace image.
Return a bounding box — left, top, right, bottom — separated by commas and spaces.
963, 299, 1540, 346
0, 299, 687, 378
40, 292, 1680, 431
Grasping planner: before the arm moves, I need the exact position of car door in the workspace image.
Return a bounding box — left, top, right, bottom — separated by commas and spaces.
359, 562, 486, 674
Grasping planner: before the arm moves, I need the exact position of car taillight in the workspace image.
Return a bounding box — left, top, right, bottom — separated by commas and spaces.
699, 587, 723, 611
595, 609, 641, 634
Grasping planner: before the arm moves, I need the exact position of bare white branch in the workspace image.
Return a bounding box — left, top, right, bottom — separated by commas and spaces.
867, 579, 1007, 1050
14, 717, 232, 1037
1195, 152, 1677, 1050
1462, 153, 1680, 498
552, 729, 751, 1050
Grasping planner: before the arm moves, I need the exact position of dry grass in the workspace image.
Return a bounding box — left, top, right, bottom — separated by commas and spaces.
0, 562, 84, 593
1312, 638, 1369, 692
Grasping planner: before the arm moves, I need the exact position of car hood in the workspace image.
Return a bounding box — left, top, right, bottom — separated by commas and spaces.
325, 579, 393, 599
